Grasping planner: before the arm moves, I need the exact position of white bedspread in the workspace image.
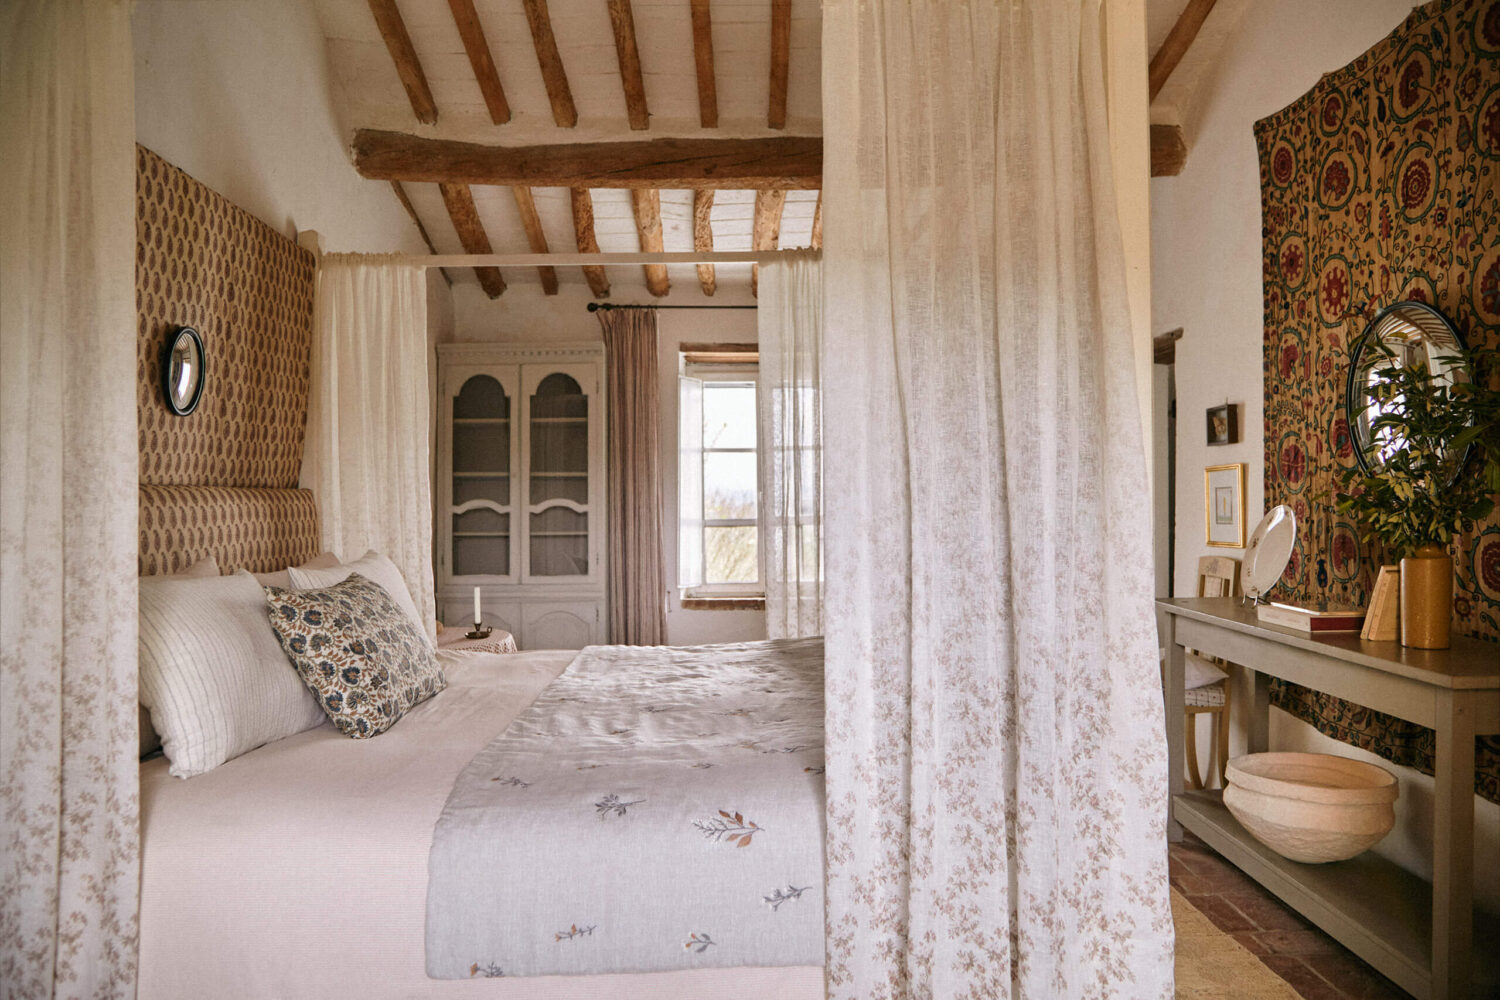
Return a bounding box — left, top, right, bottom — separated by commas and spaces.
138, 648, 823, 1000
426, 638, 826, 978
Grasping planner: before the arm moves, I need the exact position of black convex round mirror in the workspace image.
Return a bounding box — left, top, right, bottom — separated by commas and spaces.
161, 326, 206, 416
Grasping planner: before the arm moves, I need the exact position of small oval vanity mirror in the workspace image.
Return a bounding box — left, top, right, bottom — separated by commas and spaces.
161, 326, 206, 416
1345, 301, 1468, 477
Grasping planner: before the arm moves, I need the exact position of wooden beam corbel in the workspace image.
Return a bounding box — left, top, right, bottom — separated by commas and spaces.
1151, 123, 1187, 177
511, 187, 559, 295
367, 0, 438, 125
447, 0, 510, 125
438, 182, 506, 297
607, 0, 650, 131
1153, 327, 1183, 365
692, 189, 716, 296
569, 188, 611, 299
521, 0, 578, 127
630, 189, 670, 297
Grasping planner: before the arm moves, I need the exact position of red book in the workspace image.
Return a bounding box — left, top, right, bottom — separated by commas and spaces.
1257, 601, 1366, 633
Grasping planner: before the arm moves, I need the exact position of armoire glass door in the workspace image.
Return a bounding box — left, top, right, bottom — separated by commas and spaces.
526, 371, 589, 577
450, 374, 512, 578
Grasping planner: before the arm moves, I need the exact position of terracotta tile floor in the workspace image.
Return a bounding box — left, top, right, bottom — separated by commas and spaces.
1170, 835, 1412, 1000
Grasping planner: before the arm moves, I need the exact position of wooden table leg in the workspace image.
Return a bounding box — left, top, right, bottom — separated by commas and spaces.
1162, 615, 1185, 842
1430, 689, 1476, 1000
1248, 667, 1270, 755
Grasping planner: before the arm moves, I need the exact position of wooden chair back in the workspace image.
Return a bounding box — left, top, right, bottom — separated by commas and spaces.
1197, 555, 1240, 599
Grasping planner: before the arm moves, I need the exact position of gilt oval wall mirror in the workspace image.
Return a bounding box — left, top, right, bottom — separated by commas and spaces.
161, 326, 206, 416
1344, 301, 1468, 478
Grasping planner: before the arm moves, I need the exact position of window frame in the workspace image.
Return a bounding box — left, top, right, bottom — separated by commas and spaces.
680, 361, 763, 599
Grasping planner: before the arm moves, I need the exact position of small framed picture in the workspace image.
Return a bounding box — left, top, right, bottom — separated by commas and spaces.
1206, 403, 1238, 446
1205, 463, 1246, 548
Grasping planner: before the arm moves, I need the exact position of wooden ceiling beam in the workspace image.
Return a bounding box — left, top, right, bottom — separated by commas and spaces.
692, 189, 716, 297
750, 188, 786, 296
768, 0, 791, 129
1149, 0, 1217, 102
690, 0, 717, 128
389, 180, 453, 286
367, 0, 437, 125
521, 0, 578, 127
352, 130, 822, 189
569, 188, 611, 299
606, 0, 650, 131
447, 0, 510, 125
511, 187, 559, 295
810, 189, 822, 250
1151, 123, 1187, 177
630, 189, 670, 297
438, 182, 506, 297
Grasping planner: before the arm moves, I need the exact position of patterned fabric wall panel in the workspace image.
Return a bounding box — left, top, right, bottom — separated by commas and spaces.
1255, 0, 1500, 801
138, 485, 319, 577
136, 145, 315, 488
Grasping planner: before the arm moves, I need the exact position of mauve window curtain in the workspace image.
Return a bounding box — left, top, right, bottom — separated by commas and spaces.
600, 308, 667, 645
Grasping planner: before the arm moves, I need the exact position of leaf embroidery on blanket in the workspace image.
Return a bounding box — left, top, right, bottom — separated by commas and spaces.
803, 765, 825, 775
690, 762, 715, 769
469, 962, 504, 978
762, 885, 811, 911
683, 932, 716, 953
693, 810, 763, 846
595, 794, 644, 817
761, 745, 809, 754
555, 923, 596, 941
489, 776, 530, 787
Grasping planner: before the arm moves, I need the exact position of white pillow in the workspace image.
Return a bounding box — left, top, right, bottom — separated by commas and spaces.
139, 570, 325, 778
139, 556, 222, 759
289, 550, 433, 649
1184, 652, 1229, 690
251, 551, 341, 590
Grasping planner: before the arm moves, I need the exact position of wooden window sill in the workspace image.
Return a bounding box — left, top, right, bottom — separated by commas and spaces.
680, 597, 765, 611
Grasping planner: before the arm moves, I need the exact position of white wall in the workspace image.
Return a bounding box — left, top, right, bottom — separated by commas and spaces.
446, 281, 767, 646
1153, 0, 1498, 911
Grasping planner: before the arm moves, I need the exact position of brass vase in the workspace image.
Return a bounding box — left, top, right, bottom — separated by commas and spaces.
1399, 545, 1453, 650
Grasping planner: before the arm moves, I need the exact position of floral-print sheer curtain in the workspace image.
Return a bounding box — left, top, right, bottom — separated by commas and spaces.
0, 1, 141, 995
820, 2, 1174, 997
757, 254, 823, 639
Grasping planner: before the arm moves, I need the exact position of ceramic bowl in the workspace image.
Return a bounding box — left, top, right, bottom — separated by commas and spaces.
1223, 752, 1398, 864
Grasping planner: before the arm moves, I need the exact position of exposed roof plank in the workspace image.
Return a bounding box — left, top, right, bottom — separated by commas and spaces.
1149, 0, 1218, 102
630, 189, 670, 297
569, 188, 611, 299
692, 189, 716, 297
366, 0, 438, 125
352, 130, 822, 189
689, 0, 718, 128
520, 0, 578, 127
511, 187, 559, 295
1151, 123, 1187, 177
389, 180, 453, 286
438, 182, 506, 297
810, 189, 822, 250
751, 188, 786, 296
606, 0, 650, 131
447, 0, 510, 125
768, 0, 791, 129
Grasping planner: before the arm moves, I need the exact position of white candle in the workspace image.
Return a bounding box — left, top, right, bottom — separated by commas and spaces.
473, 586, 481, 626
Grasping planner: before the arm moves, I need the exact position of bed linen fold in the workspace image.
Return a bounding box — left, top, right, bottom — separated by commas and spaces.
425, 638, 825, 979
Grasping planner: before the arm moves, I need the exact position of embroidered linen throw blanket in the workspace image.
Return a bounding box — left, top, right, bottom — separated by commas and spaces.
425, 638, 826, 979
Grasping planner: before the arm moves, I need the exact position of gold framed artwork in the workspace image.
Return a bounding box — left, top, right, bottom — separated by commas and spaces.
1205, 463, 1246, 548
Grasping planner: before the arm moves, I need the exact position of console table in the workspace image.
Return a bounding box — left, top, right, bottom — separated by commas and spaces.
1158, 597, 1499, 1000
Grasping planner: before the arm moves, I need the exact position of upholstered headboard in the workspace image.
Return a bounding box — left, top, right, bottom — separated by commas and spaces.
135, 146, 320, 574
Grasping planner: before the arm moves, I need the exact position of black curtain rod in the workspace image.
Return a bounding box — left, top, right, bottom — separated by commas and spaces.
587, 302, 756, 311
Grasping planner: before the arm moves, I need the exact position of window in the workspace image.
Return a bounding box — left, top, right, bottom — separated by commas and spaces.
679, 353, 761, 597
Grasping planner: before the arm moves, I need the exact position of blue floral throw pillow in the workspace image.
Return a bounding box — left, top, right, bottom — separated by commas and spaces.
265, 573, 446, 739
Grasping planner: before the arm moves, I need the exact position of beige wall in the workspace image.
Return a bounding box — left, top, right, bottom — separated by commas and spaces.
1153, 0, 1498, 910
445, 282, 767, 646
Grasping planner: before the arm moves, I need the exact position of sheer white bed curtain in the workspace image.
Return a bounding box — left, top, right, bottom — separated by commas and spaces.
301, 255, 436, 640
820, 2, 1174, 998
0, 1, 141, 996
757, 254, 823, 639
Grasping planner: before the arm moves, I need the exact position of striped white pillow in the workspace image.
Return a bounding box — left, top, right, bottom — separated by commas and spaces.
139, 570, 325, 778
